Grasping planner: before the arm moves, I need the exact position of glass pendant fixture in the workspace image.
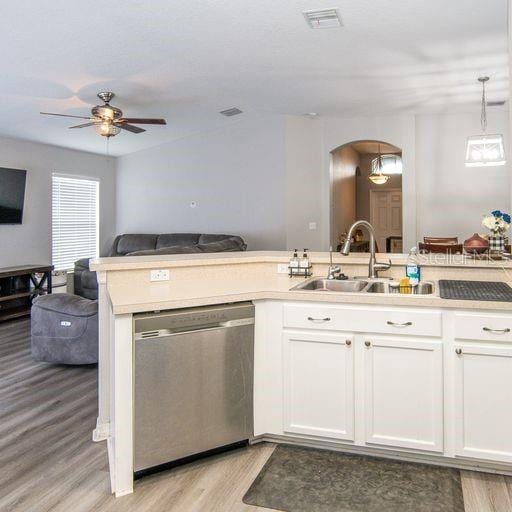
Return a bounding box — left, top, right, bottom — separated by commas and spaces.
95, 121, 120, 138
368, 144, 390, 184
465, 76, 506, 167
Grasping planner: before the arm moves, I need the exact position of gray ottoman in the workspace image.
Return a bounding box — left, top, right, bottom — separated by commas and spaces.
31, 293, 98, 365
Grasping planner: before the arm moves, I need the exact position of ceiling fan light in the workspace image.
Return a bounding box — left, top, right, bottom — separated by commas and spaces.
95, 121, 120, 138
465, 134, 506, 167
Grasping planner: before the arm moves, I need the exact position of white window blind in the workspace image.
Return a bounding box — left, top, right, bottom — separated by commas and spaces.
52, 175, 99, 270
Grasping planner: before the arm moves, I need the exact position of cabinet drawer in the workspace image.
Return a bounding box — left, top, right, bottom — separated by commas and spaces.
454, 312, 512, 342
283, 304, 442, 337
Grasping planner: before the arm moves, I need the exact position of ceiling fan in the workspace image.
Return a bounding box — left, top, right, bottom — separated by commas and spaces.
40, 91, 167, 138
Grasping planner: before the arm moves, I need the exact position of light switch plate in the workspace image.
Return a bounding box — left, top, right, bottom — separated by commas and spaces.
150, 269, 170, 282
309, 221, 317, 230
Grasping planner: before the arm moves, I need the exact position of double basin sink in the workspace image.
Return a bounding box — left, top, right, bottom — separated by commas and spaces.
291, 278, 434, 295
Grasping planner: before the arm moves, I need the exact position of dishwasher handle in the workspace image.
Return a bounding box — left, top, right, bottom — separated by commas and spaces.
135, 317, 254, 340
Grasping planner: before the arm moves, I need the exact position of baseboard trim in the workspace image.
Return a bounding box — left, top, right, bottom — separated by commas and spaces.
92, 419, 110, 442
253, 434, 512, 476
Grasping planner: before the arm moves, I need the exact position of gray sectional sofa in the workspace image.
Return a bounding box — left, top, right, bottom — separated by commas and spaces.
74, 233, 247, 300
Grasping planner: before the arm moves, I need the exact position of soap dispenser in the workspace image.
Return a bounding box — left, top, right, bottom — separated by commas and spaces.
289, 249, 299, 270
300, 248, 310, 269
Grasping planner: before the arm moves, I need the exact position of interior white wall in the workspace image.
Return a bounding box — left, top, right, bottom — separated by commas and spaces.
0, 136, 115, 267
283, 115, 416, 251
415, 110, 510, 241
285, 116, 323, 251
115, 114, 286, 250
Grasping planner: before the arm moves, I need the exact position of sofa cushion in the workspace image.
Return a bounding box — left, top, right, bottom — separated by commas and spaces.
196, 239, 245, 252
31, 293, 98, 365
198, 234, 233, 244
198, 234, 246, 249
116, 234, 158, 255
32, 293, 98, 318
156, 233, 200, 249
75, 258, 90, 271
126, 245, 203, 256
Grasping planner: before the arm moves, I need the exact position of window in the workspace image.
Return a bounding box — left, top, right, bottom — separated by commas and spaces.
52, 174, 99, 270
371, 154, 403, 175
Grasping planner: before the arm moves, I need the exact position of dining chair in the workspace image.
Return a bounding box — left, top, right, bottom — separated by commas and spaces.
419, 242, 463, 254
423, 236, 459, 244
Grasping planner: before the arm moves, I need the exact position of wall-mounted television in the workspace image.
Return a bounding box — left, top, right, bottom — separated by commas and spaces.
0, 167, 27, 224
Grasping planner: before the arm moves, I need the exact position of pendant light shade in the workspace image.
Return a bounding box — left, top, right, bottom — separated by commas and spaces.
368, 145, 390, 184
368, 172, 389, 185
465, 134, 506, 167
465, 77, 506, 167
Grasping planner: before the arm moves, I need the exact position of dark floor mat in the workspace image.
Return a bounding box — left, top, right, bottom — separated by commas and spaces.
243, 445, 464, 512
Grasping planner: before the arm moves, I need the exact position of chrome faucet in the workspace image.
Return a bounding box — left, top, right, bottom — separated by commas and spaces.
341, 220, 391, 278
326, 246, 341, 280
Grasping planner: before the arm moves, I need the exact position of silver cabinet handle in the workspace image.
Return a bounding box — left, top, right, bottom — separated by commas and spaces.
365, 341, 371, 347
455, 348, 462, 355
307, 316, 331, 323
483, 327, 511, 334
345, 340, 352, 346
387, 321, 412, 327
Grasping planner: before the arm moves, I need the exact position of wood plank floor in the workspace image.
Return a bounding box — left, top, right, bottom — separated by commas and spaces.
1, 318, 512, 512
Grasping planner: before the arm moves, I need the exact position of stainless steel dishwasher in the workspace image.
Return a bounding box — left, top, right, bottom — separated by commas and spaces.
133, 302, 255, 476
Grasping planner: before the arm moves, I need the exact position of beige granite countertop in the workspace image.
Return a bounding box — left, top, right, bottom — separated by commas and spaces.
90, 250, 512, 271
91, 251, 512, 314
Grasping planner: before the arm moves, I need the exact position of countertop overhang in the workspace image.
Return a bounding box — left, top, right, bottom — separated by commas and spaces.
90, 250, 512, 271
89, 251, 512, 314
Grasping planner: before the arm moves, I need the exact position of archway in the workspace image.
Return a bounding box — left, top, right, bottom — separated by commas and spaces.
330, 140, 403, 253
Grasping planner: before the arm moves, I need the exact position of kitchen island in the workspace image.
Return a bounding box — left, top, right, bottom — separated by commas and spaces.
90, 251, 512, 496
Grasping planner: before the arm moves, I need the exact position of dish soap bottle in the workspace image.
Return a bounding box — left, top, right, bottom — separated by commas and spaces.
406, 247, 421, 285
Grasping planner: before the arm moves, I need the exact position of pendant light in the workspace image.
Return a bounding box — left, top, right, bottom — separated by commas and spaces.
465, 76, 506, 167
368, 144, 390, 184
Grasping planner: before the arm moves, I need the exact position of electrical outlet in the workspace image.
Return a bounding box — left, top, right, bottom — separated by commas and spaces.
309, 221, 317, 230
150, 269, 170, 282
277, 263, 289, 274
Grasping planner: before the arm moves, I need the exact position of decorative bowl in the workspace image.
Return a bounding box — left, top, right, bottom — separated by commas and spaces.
463, 233, 489, 254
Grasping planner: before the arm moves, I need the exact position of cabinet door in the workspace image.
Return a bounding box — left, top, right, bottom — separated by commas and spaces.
454, 344, 512, 463
364, 337, 443, 452
283, 332, 354, 440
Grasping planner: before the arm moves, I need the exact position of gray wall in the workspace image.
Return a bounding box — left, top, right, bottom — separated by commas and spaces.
0, 136, 116, 267
415, 111, 510, 241
116, 115, 287, 250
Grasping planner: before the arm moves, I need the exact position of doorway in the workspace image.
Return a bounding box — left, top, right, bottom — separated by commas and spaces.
330, 140, 403, 253
370, 188, 402, 252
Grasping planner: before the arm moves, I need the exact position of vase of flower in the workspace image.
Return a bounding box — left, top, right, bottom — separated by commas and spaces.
482, 210, 511, 252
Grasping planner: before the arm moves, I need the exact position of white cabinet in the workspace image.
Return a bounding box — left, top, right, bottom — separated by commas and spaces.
283, 304, 442, 337
283, 331, 355, 440
270, 301, 512, 471
454, 343, 512, 463
364, 337, 443, 452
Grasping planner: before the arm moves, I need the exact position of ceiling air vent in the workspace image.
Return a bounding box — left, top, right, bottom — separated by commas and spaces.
487, 100, 506, 107
219, 107, 243, 117
303, 8, 342, 29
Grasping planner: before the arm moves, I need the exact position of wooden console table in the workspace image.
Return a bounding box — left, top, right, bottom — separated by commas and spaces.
0, 265, 53, 322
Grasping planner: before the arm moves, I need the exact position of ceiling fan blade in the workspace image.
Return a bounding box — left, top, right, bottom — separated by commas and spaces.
69, 122, 95, 129
118, 118, 166, 125
119, 123, 146, 134
40, 112, 92, 120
